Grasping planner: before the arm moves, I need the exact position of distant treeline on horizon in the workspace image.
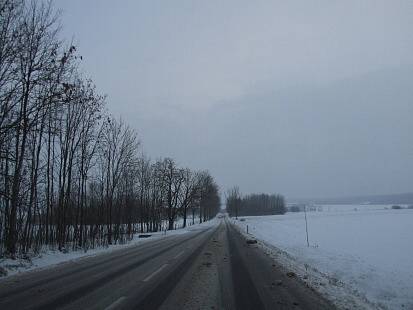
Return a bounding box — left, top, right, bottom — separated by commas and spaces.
226, 188, 286, 217
290, 192, 413, 205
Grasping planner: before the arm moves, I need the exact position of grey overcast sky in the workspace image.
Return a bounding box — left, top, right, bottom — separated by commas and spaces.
54, 0, 413, 199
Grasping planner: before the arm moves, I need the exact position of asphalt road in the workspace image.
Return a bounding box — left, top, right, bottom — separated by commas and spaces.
0, 218, 335, 310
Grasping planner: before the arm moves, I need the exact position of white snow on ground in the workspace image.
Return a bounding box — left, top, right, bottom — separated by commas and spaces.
0, 218, 218, 278
233, 205, 413, 310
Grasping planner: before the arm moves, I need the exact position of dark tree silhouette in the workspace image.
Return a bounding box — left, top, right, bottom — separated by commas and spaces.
226, 189, 285, 217
0, 0, 221, 258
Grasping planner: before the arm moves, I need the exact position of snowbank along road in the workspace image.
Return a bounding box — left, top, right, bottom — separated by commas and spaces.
0, 218, 334, 309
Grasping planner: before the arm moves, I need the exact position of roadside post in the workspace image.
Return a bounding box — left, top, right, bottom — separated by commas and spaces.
304, 205, 310, 247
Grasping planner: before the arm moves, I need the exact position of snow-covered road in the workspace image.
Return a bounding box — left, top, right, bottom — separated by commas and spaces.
0, 219, 215, 278
0, 218, 334, 310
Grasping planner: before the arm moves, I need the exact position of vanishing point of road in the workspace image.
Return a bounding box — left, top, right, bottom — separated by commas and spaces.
0, 218, 334, 310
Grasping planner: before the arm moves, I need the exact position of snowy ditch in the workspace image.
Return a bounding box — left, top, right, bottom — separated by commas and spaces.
233, 205, 413, 310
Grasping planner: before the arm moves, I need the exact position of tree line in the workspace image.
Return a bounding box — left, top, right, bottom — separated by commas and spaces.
226, 187, 285, 217
0, 0, 220, 257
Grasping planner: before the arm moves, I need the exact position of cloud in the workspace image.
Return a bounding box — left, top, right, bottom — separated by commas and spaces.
55, 0, 413, 198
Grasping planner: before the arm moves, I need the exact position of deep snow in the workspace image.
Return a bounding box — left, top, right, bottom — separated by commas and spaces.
233, 205, 413, 310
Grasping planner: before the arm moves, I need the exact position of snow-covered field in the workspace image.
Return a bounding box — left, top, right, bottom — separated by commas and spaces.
0, 218, 217, 278
233, 205, 413, 310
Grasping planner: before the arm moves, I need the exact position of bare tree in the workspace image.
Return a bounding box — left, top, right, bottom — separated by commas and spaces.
157, 158, 184, 230
179, 168, 198, 228
226, 186, 241, 219
0, 0, 221, 258
3, 0, 64, 255
99, 118, 139, 244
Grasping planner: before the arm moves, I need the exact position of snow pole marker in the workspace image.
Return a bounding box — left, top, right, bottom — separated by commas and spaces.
304, 205, 310, 247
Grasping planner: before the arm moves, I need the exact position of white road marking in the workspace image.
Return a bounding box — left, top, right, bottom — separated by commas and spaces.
173, 250, 185, 259
104, 296, 127, 310
143, 264, 168, 282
